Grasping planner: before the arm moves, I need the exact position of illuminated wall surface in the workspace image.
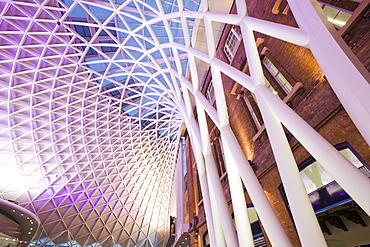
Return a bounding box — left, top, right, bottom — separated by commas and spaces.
1, 0, 369, 246
0, 0, 200, 246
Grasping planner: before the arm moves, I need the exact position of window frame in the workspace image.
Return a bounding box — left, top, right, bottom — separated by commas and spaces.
223, 26, 242, 63
211, 135, 227, 178
280, 142, 370, 214
203, 231, 210, 247
262, 56, 293, 94
317, 1, 353, 28
241, 91, 263, 130
205, 81, 216, 105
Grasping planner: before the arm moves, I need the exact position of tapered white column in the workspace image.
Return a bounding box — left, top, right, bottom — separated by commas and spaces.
203, 153, 239, 247
206, 171, 227, 247
191, 139, 223, 247
287, 0, 370, 145
222, 141, 255, 247
220, 126, 293, 247
256, 88, 327, 247
195, 101, 238, 246
255, 85, 370, 215
180, 87, 221, 246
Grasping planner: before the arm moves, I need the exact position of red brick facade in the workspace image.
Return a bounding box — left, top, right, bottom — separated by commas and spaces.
184, 0, 370, 246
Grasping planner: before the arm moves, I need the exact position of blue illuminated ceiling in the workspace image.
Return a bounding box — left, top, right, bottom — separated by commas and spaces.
60, 0, 201, 140
0, 0, 202, 246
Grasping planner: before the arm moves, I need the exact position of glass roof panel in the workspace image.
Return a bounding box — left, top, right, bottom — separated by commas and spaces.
0, 0, 200, 246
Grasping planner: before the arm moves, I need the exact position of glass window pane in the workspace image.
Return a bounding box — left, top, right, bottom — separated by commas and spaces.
264, 78, 278, 95
276, 72, 287, 85
333, 11, 351, 27
204, 232, 210, 246
300, 147, 369, 194
269, 63, 279, 76
339, 148, 362, 168
322, 5, 340, 20
300, 161, 335, 194
247, 207, 259, 223
263, 57, 272, 68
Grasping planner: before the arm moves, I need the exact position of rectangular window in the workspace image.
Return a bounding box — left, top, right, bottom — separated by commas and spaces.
281, 143, 370, 214
223, 26, 242, 63
262, 56, 293, 94
181, 136, 187, 177
99, 40, 118, 53
242, 92, 263, 130
300, 147, 370, 195
196, 171, 203, 203
80, 41, 97, 55
318, 2, 352, 28
232, 205, 266, 244
105, 84, 120, 96
264, 77, 279, 96
205, 81, 215, 105
75, 24, 91, 37
212, 136, 227, 177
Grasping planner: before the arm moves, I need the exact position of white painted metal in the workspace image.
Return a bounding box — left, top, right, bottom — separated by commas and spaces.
220, 126, 294, 247
222, 143, 255, 247
256, 88, 327, 247
255, 85, 370, 215
287, 0, 370, 146
0, 0, 369, 246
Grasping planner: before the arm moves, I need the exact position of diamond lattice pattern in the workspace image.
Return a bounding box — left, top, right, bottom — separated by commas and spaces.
0, 0, 199, 246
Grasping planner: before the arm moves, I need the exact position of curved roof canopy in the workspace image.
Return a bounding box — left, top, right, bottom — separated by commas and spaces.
0, 0, 202, 246
2, 0, 370, 246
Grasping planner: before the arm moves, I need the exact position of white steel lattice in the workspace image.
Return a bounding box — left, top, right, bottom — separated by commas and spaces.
0, 0, 369, 247
0, 0, 193, 246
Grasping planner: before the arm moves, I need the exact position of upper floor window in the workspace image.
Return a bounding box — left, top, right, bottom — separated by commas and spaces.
196, 169, 203, 203
281, 143, 370, 214
264, 77, 279, 96
211, 134, 227, 178
300, 146, 370, 195
262, 56, 293, 94
231, 205, 267, 244
223, 26, 242, 63
242, 92, 263, 130
203, 231, 210, 247
205, 81, 215, 105
105, 84, 120, 96
318, 2, 352, 28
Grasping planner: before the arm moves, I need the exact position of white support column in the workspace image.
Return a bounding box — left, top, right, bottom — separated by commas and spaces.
203, 153, 239, 247
255, 85, 370, 215
287, 0, 370, 145
207, 54, 253, 247
222, 141, 255, 247
202, 156, 227, 247
242, 16, 309, 47
180, 84, 221, 247
256, 89, 327, 247
220, 126, 293, 247
199, 170, 226, 247
191, 138, 222, 247
195, 101, 238, 246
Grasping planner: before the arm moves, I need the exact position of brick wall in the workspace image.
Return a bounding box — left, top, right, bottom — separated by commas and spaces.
184, 0, 369, 246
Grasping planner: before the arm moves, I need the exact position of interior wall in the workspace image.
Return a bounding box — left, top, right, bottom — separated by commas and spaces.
323, 209, 370, 247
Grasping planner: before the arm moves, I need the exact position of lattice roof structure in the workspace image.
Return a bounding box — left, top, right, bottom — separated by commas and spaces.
0, 0, 202, 246
1, 0, 369, 246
